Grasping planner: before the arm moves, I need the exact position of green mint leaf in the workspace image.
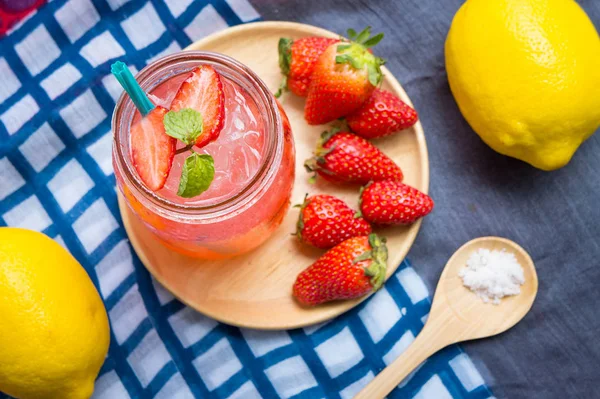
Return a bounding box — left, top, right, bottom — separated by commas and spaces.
163, 108, 203, 145
177, 153, 214, 198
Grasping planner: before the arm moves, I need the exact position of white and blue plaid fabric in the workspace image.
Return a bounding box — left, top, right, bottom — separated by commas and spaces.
0, 1, 494, 398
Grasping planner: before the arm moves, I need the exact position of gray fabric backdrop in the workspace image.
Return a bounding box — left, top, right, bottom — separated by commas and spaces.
249, 1, 600, 398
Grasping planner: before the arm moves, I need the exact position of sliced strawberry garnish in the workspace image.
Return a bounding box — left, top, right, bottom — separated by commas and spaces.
130, 106, 175, 191
170, 65, 225, 148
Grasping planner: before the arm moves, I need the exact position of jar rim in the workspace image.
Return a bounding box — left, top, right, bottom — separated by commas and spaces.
112, 51, 284, 220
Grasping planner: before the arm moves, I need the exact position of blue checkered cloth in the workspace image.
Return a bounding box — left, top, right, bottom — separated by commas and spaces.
0, 1, 495, 398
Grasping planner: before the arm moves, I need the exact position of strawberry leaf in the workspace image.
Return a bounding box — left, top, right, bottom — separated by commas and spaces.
164, 108, 203, 145
347, 28, 357, 40
335, 54, 362, 69
336, 37, 384, 83
277, 38, 293, 76
363, 33, 384, 48
274, 75, 288, 98
304, 157, 319, 173
320, 127, 341, 144
177, 153, 214, 198
365, 234, 388, 290
276, 38, 292, 98
355, 26, 372, 44
367, 63, 380, 86
294, 193, 310, 237
353, 250, 372, 264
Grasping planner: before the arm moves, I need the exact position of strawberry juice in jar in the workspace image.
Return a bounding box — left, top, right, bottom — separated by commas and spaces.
112, 52, 295, 258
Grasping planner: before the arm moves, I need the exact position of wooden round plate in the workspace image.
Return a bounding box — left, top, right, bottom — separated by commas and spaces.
118, 21, 429, 330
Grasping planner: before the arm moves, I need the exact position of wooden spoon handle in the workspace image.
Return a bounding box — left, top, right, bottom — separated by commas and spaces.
355, 313, 456, 399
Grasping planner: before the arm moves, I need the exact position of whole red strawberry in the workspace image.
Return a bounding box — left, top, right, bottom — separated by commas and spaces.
295, 194, 372, 249
360, 180, 434, 225
305, 129, 403, 184
276, 36, 339, 97
293, 234, 388, 306
347, 89, 418, 138
305, 27, 385, 125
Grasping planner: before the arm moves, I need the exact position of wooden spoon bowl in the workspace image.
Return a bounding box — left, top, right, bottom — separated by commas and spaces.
356, 236, 538, 398
435, 236, 538, 340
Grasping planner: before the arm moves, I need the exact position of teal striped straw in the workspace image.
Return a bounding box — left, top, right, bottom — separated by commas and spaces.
110, 61, 155, 117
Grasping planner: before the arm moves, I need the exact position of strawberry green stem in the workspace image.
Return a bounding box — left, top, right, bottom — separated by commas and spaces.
278, 38, 293, 76
364, 234, 388, 291
111, 61, 154, 117
294, 193, 310, 238
304, 127, 341, 183
357, 183, 370, 211
319, 127, 340, 145
274, 76, 288, 98
303, 158, 319, 184
304, 157, 320, 174
335, 28, 385, 86
275, 38, 293, 98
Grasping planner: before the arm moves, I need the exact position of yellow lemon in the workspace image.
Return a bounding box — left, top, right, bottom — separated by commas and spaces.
445, 0, 600, 170
0, 228, 110, 399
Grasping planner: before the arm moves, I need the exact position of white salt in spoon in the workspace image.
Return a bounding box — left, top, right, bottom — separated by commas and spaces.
355, 236, 538, 399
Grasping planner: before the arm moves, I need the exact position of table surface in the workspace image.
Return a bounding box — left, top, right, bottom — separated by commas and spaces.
250, 0, 600, 397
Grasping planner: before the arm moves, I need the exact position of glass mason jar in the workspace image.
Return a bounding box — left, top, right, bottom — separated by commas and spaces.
112, 52, 295, 259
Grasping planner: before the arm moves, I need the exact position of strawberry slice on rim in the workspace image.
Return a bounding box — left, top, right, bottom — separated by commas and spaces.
130, 106, 176, 191
170, 65, 225, 148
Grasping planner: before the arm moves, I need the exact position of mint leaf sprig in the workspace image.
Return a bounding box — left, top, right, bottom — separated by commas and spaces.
164, 108, 203, 144
177, 153, 214, 198
163, 108, 215, 199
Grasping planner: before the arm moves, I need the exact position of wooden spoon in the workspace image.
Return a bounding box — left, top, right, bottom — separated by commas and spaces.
355, 236, 538, 399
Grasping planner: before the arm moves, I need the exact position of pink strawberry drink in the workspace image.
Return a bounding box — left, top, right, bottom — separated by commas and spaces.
149, 73, 265, 205
113, 52, 295, 258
